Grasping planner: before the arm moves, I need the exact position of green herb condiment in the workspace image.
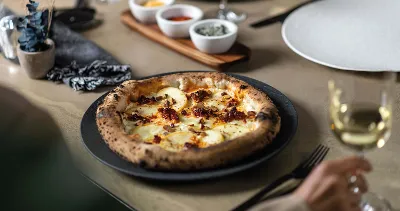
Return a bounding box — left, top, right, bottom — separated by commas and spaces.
196, 24, 229, 37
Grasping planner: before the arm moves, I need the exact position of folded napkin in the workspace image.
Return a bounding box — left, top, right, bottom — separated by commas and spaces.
46, 21, 132, 91
0, 6, 132, 91
47, 60, 131, 91
46, 20, 132, 91
50, 19, 121, 66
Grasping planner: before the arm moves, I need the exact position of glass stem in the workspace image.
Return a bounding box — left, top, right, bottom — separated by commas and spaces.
357, 150, 365, 158
220, 0, 228, 10
350, 150, 365, 195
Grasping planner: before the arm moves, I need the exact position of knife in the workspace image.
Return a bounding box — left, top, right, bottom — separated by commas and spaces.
250, 0, 319, 28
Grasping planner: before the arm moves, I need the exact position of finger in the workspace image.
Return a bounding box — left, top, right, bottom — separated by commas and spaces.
348, 206, 362, 211
336, 194, 356, 211
313, 174, 348, 199
339, 194, 362, 211
347, 191, 362, 206
323, 156, 372, 175
352, 174, 368, 193
342, 204, 362, 211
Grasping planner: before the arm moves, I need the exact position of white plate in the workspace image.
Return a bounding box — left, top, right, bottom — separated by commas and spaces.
282, 0, 400, 71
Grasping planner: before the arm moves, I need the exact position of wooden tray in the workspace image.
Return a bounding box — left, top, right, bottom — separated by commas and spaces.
120, 10, 251, 71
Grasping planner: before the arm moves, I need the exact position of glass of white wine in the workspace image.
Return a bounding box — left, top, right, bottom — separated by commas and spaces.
329, 70, 396, 211
216, 0, 247, 23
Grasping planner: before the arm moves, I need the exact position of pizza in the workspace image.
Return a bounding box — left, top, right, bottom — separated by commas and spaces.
96, 72, 280, 170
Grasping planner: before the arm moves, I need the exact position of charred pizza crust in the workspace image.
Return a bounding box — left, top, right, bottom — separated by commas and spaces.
96, 72, 280, 170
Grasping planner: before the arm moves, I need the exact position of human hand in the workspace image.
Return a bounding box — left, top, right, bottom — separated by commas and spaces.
294, 156, 372, 211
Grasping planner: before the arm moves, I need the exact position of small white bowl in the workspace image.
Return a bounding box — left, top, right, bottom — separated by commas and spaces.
129, 0, 174, 24
190, 19, 238, 54
156, 4, 203, 38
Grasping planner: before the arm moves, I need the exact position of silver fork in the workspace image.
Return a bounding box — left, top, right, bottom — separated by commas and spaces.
231, 144, 330, 211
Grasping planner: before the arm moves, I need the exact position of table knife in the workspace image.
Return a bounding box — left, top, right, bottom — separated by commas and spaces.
250, 0, 320, 28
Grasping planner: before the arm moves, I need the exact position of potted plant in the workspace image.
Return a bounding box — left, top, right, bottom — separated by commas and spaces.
17, 0, 55, 79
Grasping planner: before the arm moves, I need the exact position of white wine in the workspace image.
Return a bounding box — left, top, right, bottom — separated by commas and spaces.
327, 76, 395, 211
330, 102, 392, 151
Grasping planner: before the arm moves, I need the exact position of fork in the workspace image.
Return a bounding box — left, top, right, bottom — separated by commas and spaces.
231, 144, 330, 211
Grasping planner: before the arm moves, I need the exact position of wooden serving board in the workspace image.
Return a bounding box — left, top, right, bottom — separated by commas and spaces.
120, 10, 251, 71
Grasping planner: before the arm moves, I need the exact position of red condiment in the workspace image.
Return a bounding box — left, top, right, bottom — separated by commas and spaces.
168, 16, 192, 21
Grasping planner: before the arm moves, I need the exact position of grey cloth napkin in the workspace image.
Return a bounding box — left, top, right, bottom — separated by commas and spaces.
0, 6, 132, 91
47, 60, 131, 91
50, 18, 120, 66
47, 21, 132, 91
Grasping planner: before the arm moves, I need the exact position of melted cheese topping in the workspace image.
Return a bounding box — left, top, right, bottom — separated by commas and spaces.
157, 87, 188, 111
122, 86, 259, 152
130, 125, 164, 141
213, 125, 250, 140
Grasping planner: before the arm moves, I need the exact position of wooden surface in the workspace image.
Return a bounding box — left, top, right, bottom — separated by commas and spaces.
120, 10, 251, 71
2, 0, 400, 211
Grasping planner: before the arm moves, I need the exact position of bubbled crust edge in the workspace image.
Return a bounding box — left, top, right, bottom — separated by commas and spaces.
96, 72, 281, 171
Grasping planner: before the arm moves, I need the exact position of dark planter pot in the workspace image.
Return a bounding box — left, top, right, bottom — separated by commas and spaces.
17, 39, 55, 79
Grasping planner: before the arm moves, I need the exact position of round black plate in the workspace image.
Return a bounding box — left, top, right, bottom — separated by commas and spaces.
80, 71, 298, 181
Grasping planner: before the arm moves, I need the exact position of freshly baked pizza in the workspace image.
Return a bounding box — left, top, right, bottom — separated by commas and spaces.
96, 72, 280, 170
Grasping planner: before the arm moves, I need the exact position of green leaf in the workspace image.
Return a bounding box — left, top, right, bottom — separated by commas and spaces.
27, 4, 38, 13
18, 34, 28, 42
19, 0, 49, 52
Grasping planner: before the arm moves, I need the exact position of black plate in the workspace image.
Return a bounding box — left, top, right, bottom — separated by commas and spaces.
81, 71, 298, 181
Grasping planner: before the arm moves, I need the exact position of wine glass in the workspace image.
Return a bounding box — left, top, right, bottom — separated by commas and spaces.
216, 0, 246, 23
0, 15, 18, 60
95, 0, 120, 4
328, 70, 396, 211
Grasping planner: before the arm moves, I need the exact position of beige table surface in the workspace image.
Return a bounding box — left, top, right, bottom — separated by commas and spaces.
2, 0, 400, 210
